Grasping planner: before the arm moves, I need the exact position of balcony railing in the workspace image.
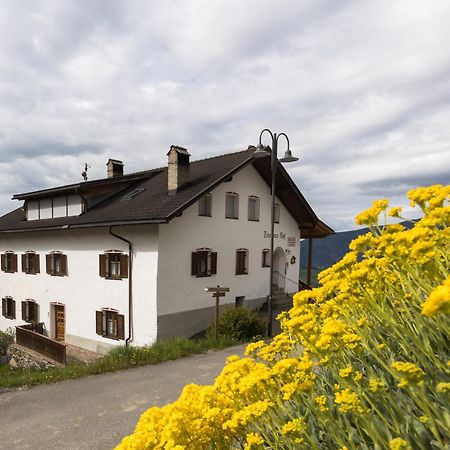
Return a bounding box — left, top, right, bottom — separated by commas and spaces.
16, 323, 67, 365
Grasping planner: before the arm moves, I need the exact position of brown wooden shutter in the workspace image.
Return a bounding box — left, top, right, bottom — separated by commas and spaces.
1, 254, 5, 271
120, 254, 128, 279
210, 252, 217, 275
117, 314, 125, 340
61, 254, 67, 276
99, 254, 106, 278
235, 251, 240, 275
22, 301, 27, 321
11, 300, 16, 319
35, 254, 40, 274
46, 254, 52, 274
12, 254, 17, 272
22, 254, 27, 273
191, 252, 198, 276
34, 303, 39, 322
1, 298, 5, 317
96, 311, 103, 335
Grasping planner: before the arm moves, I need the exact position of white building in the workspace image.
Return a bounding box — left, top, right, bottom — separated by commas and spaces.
0, 146, 331, 353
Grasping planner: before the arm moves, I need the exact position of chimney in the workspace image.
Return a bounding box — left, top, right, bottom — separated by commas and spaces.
107, 159, 124, 178
167, 145, 190, 195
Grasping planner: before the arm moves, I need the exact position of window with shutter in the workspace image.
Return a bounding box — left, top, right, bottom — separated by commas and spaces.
99, 251, 128, 279
21, 299, 39, 323
22, 252, 40, 274
235, 249, 249, 275
2, 297, 16, 319
46, 252, 67, 276
262, 249, 270, 268
225, 193, 239, 219
198, 193, 212, 217
96, 309, 125, 340
2, 252, 17, 273
248, 196, 260, 221
191, 248, 216, 277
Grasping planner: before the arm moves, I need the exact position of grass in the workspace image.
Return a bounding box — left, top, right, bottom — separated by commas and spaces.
0, 336, 238, 389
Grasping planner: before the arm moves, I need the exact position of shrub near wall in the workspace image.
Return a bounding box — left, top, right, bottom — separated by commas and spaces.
117, 185, 450, 450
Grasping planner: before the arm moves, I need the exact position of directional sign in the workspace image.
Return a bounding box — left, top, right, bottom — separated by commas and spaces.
211, 292, 226, 297
204, 287, 230, 293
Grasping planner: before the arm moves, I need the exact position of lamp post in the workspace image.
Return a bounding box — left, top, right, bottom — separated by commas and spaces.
253, 129, 299, 337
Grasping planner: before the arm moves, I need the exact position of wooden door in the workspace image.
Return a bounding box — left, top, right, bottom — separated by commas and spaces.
54, 305, 65, 341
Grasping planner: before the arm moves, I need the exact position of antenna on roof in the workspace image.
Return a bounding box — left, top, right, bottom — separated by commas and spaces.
82, 163, 91, 181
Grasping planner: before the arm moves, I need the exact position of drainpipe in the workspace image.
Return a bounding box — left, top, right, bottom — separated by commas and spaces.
109, 226, 133, 346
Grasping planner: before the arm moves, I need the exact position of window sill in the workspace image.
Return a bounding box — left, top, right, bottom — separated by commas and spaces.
195, 274, 211, 278
198, 214, 212, 217
235, 273, 249, 276
248, 219, 260, 222
104, 276, 124, 280
2, 315, 15, 320
225, 217, 239, 220
102, 334, 120, 341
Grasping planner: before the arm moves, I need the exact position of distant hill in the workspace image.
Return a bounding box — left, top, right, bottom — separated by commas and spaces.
300, 220, 416, 271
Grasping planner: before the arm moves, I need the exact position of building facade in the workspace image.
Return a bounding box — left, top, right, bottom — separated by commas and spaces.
0, 146, 331, 353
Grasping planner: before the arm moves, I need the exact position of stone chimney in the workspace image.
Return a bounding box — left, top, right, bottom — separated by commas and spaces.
167, 146, 191, 195
107, 159, 124, 178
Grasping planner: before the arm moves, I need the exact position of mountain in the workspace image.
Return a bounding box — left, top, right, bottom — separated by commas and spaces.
300, 220, 417, 271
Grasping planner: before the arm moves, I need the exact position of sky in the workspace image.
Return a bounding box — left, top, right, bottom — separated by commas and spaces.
0, 0, 449, 231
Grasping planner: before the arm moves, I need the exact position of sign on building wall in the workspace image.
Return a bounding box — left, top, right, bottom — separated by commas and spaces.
287, 236, 296, 247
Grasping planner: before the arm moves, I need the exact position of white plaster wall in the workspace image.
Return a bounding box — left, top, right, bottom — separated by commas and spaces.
157, 164, 300, 316
0, 225, 159, 352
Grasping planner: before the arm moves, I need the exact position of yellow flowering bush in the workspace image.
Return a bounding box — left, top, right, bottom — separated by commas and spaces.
117, 185, 450, 449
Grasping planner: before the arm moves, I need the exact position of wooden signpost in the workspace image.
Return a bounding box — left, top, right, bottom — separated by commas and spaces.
204, 286, 229, 341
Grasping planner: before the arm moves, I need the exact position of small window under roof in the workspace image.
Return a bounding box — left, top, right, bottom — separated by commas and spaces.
121, 188, 145, 200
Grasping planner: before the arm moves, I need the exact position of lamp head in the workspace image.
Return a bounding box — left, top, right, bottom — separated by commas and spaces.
252, 143, 270, 159
279, 149, 299, 163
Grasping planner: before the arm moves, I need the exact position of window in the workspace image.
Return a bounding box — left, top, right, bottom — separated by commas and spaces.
99, 251, 128, 280
235, 248, 249, 275
248, 196, 260, 221
235, 296, 245, 308
121, 188, 145, 200
225, 192, 239, 219
22, 300, 39, 323
1, 252, 17, 273
2, 297, 16, 319
22, 251, 40, 274
96, 309, 125, 340
198, 193, 212, 217
46, 252, 68, 276
274, 203, 280, 224
262, 249, 270, 268
191, 248, 217, 277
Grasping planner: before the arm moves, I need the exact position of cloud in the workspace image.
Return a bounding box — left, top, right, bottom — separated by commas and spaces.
0, 0, 449, 230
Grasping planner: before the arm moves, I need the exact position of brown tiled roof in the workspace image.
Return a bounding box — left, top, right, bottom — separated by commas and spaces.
0, 148, 332, 237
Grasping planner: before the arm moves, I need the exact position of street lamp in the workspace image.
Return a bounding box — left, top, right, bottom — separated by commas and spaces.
253, 129, 299, 337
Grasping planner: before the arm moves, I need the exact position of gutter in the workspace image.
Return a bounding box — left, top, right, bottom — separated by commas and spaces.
109, 226, 134, 346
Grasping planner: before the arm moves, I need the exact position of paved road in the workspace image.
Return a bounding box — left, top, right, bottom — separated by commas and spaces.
0, 344, 246, 450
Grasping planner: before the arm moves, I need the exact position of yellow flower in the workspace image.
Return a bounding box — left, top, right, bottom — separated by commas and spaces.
314, 395, 329, 412
244, 432, 264, 449
334, 389, 367, 414
421, 276, 450, 317
339, 367, 352, 378
281, 417, 305, 435
388, 206, 403, 218
389, 437, 411, 450
391, 362, 425, 385
437, 382, 450, 393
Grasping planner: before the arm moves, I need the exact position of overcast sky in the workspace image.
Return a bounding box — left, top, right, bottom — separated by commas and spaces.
0, 0, 449, 231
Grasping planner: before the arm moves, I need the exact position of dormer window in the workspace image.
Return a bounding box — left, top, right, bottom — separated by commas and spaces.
26, 195, 83, 220
1, 251, 17, 273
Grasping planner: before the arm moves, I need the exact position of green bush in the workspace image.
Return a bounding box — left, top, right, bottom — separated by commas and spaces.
0, 328, 14, 356
208, 307, 266, 341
